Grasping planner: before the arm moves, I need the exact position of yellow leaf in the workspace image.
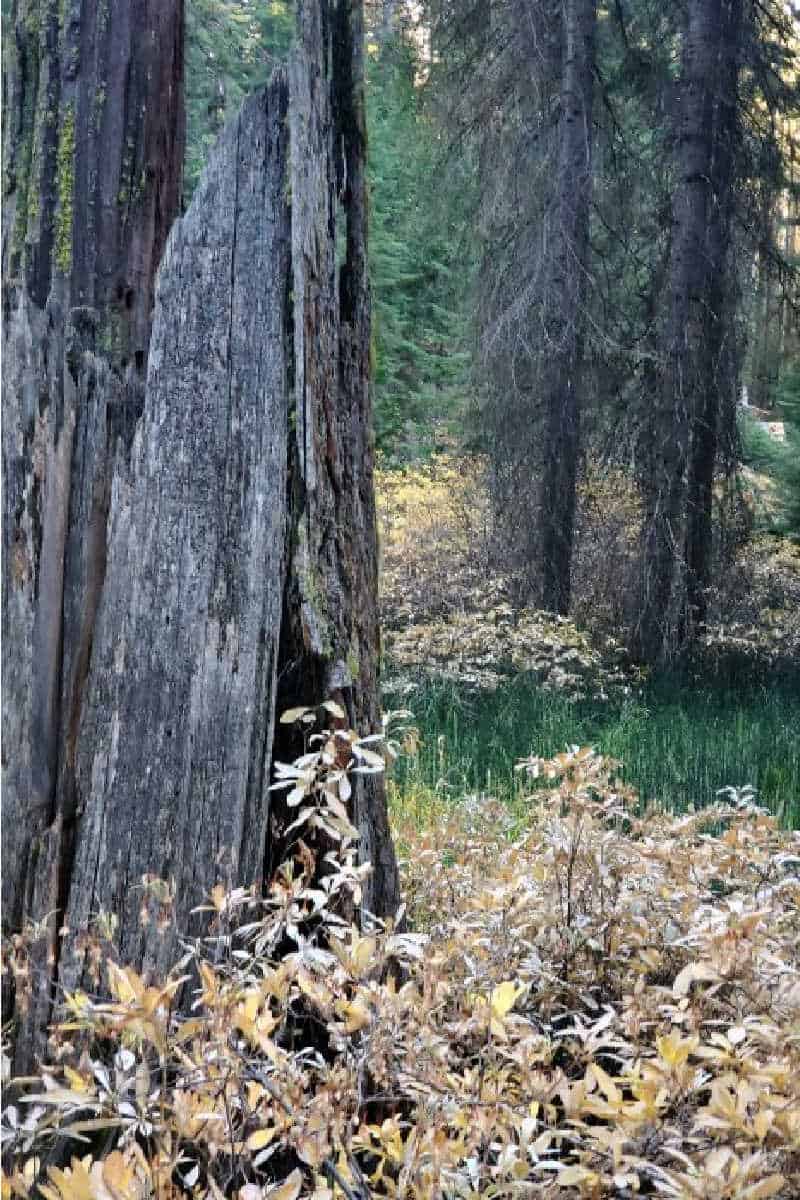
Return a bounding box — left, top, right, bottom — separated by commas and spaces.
107, 963, 144, 1005
489, 1016, 508, 1041
753, 1109, 775, 1141
656, 1033, 698, 1068
199, 961, 219, 1001
557, 1165, 598, 1186
62, 1068, 92, 1093
43, 1158, 95, 1200
738, 1177, 786, 1200
100, 1151, 143, 1200
241, 990, 261, 1025
280, 707, 312, 724
352, 936, 378, 977
247, 1128, 277, 1151
490, 980, 521, 1019
336, 999, 371, 1033
265, 1169, 303, 1200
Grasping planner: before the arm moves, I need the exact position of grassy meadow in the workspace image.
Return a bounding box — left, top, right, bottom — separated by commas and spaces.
377, 456, 800, 831
385, 673, 800, 830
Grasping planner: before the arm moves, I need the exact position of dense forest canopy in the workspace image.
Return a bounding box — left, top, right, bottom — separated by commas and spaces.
186, 3, 798, 472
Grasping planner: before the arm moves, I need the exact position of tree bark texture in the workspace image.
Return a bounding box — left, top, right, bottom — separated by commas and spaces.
684, 0, 743, 631
635, 0, 721, 663
3, 0, 400, 1071
2, 0, 185, 1066
538, 0, 596, 615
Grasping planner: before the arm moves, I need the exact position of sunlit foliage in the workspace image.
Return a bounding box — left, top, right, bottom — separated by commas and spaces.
4, 735, 800, 1197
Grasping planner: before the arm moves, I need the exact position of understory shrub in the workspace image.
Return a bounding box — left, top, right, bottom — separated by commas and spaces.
4, 739, 800, 1198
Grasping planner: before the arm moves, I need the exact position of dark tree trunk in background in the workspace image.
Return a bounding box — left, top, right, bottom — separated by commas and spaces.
635, 0, 721, 663
4, 0, 399, 1072
685, 0, 743, 632
2, 0, 184, 1069
538, 0, 596, 614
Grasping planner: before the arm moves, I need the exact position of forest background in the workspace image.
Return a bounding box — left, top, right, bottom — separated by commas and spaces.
4, 2, 800, 1196
185, 0, 799, 824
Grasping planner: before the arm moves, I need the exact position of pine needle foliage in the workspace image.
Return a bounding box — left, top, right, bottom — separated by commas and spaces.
185, 1, 295, 197
366, 38, 472, 457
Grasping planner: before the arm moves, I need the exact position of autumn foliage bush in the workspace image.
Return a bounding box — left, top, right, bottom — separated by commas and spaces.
376, 454, 800, 685
699, 538, 800, 685
4, 725, 800, 1200
376, 457, 642, 700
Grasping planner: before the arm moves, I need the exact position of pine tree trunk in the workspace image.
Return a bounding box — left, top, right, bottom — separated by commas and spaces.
538, 0, 596, 614
2, 0, 185, 1069
4, 0, 399, 1072
636, 0, 721, 663
685, 0, 742, 632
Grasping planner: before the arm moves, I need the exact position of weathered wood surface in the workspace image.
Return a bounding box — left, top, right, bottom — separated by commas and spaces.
285, 0, 399, 920
59, 78, 292, 993
3, 0, 399, 1066
2, 0, 184, 1067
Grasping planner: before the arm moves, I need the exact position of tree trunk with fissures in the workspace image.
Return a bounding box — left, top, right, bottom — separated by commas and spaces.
2, 0, 184, 1071
3, 0, 399, 1070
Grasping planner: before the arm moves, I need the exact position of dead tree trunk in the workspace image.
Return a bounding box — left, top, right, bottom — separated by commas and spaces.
2, 0, 184, 1068
4, 0, 399, 1071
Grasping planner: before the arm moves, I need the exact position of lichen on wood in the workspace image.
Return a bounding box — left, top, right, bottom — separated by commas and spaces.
54, 103, 74, 272
3, 0, 399, 1070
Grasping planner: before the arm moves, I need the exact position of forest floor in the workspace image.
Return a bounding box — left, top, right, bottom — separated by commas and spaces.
6, 459, 800, 1200
375, 456, 800, 827
8, 715, 800, 1200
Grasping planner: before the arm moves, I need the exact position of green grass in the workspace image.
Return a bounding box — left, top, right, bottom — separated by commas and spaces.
386, 673, 800, 827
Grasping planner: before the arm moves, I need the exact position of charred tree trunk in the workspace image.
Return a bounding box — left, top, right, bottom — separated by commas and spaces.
538, 0, 596, 614
2, 0, 184, 1068
4, 0, 399, 1072
635, 0, 720, 663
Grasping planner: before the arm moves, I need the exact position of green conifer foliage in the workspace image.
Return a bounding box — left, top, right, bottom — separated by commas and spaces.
366, 39, 471, 457
185, 0, 294, 198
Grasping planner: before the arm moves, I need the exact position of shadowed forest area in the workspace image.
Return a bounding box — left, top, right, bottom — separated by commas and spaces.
183, 0, 800, 819
2, 0, 800, 1196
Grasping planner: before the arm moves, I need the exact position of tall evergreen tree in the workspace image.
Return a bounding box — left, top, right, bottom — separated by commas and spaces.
538, 0, 598, 614
435, 0, 596, 611
637, 0, 736, 662
367, 34, 470, 455
636, 0, 798, 662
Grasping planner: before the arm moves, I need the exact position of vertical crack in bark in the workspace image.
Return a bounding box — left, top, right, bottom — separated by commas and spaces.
3, 0, 185, 1068
226, 115, 242, 420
